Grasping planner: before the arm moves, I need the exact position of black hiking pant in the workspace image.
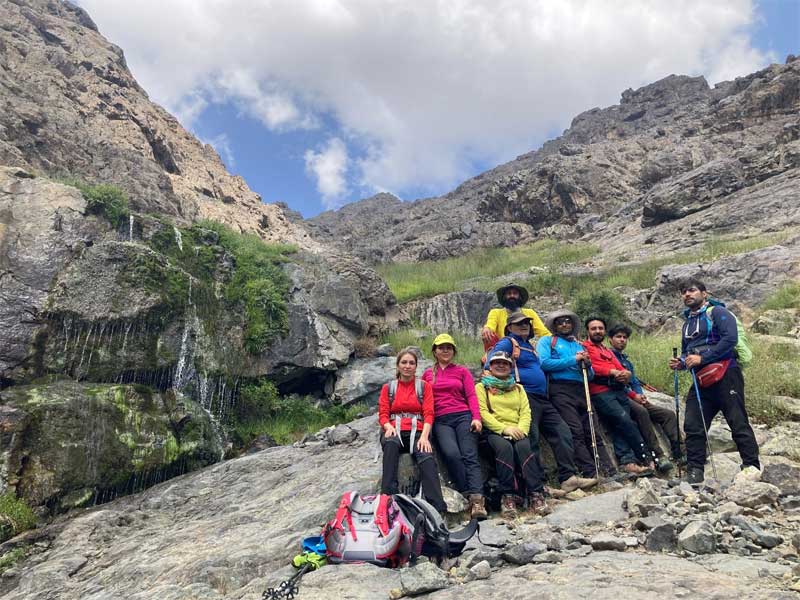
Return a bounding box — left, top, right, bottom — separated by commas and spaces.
549, 380, 614, 478
593, 390, 651, 466
629, 400, 680, 458
684, 366, 760, 472
528, 392, 578, 482
433, 410, 483, 496
381, 430, 446, 512
485, 432, 544, 495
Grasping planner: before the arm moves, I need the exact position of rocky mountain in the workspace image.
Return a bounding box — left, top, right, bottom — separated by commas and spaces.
307, 57, 800, 264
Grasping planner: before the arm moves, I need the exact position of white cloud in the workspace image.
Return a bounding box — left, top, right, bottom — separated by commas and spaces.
77, 0, 773, 201
304, 137, 349, 206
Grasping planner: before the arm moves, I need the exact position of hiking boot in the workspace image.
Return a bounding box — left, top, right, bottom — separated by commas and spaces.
621, 463, 650, 476
655, 456, 674, 474
468, 494, 488, 521
686, 467, 704, 486
527, 492, 549, 515
561, 474, 598, 492
544, 485, 568, 499
500, 495, 517, 519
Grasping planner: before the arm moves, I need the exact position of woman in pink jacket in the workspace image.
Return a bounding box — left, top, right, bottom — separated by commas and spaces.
422, 334, 487, 520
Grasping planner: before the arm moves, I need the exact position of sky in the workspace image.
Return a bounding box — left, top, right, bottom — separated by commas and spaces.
75, 0, 799, 218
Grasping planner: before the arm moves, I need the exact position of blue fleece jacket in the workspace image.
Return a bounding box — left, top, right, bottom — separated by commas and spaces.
611, 349, 644, 395
680, 300, 738, 367
536, 335, 594, 383
489, 334, 548, 398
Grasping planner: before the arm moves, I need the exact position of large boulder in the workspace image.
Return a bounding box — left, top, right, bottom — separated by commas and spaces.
0, 381, 220, 511
405, 290, 495, 337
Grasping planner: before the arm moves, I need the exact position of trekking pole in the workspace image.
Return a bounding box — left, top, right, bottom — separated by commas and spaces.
580, 361, 602, 480
689, 366, 718, 481
672, 348, 682, 478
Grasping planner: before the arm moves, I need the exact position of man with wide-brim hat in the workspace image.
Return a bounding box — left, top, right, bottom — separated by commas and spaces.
481, 283, 549, 349
536, 309, 615, 480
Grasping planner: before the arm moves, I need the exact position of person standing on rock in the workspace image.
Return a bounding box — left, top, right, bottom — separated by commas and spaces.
536, 310, 613, 480
582, 317, 656, 476
481, 283, 550, 350
476, 350, 548, 518
492, 311, 595, 494
668, 278, 760, 485
378, 347, 447, 513
608, 323, 681, 472
423, 334, 488, 520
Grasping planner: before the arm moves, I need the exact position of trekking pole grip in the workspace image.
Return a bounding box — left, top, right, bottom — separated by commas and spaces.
672, 347, 678, 359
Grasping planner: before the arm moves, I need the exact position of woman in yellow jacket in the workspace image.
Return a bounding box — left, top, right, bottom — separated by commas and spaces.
476, 350, 548, 518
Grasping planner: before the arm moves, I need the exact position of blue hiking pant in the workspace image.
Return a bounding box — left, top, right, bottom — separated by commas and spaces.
593, 390, 650, 465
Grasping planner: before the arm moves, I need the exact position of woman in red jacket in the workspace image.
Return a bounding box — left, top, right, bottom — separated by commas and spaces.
379, 347, 447, 513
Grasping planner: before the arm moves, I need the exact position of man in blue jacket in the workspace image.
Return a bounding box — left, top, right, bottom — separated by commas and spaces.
491, 311, 596, 493
668, 278, 760, 484
536, 310, 614, 479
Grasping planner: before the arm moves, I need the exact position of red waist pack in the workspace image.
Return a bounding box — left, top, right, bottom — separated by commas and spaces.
695, 359, 731, 388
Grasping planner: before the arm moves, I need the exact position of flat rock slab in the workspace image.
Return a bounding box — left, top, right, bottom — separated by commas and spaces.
426, 551, 797, 599
694, 554, 791, 579
546, 489, 628, 528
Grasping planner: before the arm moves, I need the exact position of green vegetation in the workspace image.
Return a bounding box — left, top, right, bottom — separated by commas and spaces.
231, 379, 366, 446
60, 177, 131, 228
0, 547, 26, 574
148, 219, 296, 353
382, 330, 485, 366
376, 239, 599, 302
0, 493, 36, 543
626, 333, 798, 426
574, 289, 626, 327
762, 281, 800, 311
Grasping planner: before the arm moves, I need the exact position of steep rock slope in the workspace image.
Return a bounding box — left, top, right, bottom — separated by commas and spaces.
307, 58, 800, 263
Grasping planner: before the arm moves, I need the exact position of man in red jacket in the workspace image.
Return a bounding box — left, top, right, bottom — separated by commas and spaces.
582, 317, 653, 475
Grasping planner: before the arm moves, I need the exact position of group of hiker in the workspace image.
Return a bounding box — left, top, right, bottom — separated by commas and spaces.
377, 278, 761, 521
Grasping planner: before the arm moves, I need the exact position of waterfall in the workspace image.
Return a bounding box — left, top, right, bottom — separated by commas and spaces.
128, 214, 134, 242
174, 226, 183, 252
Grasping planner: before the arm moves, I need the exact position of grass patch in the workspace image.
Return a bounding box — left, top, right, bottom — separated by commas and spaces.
0, 493, 36, 543
377, 239, 598, 302
0, 547, 26, 574
626, 333, 798, 426
762, 281, 800, 311
230, 380, 367, 446
60, 177, 130, 228
382, 330, 485, 367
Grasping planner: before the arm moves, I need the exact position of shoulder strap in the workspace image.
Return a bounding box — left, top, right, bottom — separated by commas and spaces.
414, 378, 424, 405
388, 379, 398, 411
478, 385, 494, 414
550, 335, 558, 356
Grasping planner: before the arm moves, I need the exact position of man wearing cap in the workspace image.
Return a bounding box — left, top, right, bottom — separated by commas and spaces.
476, 350, 548, 517
492, 311, 596, 493
536, 310, 614, 480
481, 283, 549, 350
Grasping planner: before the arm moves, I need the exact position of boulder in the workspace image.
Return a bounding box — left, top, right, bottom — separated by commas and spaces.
646, 523, 678, 552
751, 309, 800, 337
546, 488, 628, 527
399, 561, 449, 596
678, 520, 717, 554
331, 356, 435, 406
501, 542, 546, 565
723, 481, 781, 508
761, 460, 800, 496
590, 533, 627, 551
404, 290, 495, 337
0, 381, 220, 510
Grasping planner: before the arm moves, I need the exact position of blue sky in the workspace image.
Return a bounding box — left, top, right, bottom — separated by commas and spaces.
78, 0, 798, 218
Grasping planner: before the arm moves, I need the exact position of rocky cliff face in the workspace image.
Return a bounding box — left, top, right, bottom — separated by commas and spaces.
307, 58, 800, 264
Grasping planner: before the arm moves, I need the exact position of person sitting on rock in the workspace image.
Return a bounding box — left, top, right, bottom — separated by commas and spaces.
378, 347, 447, 513
582, 317, 654, 476
492, 311, 596, 495
422, 334, 488, 520
476, 350, 548, 518
536, 310, 614, 480
481, 283, 550, 350
608, 322, 682, 472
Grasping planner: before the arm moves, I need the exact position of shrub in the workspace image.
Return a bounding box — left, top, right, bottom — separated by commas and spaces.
75, 183, 130, 228
0, 493, 36, 543
573, 289, 626, 326
762, 281, 800, 311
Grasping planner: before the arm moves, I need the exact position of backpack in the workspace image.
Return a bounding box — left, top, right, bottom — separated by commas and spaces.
322, 492, 477, 568
388, 378, 424, 409
706, 304, 753, 367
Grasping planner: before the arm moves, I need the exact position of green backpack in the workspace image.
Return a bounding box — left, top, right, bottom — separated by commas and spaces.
707, 305, 753, 367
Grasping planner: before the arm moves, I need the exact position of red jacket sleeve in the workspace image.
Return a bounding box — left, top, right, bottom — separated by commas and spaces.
422, 380, 435, 426
378, 383, 390, 428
